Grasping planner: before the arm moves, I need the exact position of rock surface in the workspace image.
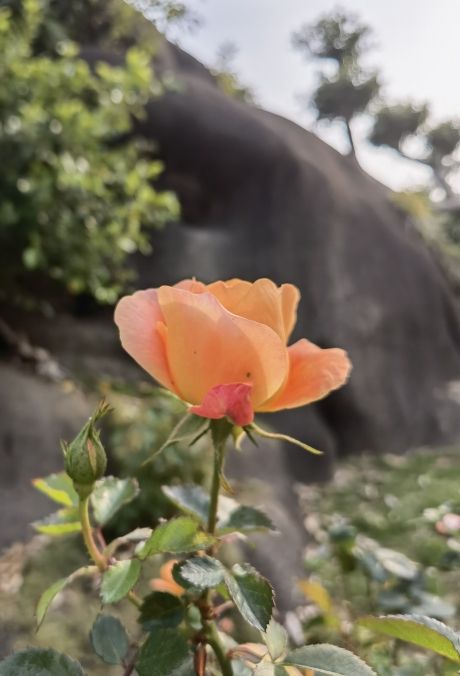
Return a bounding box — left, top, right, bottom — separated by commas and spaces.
136, 41, 460, 475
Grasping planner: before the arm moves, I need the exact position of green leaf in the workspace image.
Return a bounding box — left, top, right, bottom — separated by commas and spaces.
264, 619, 288, 662
225, 564, 274, 631
136, 628, 193, 676
0, 648, 84, 675
91, 476, 139, 526
138, 517, 216, 559
283, 644, 377, 675
32, 507, 81, 536
360, 614, 460, 662
101, 559, 141, 604
162, 484, 239, 527
90, 614, 129, 665
104, 527, 152, 559
32, 472, 78, 507
162, 485, 210, 524
139, 591, 184, 631
174, 556, 225, 590
36, 566, 97, 629
218, 506, 275, 534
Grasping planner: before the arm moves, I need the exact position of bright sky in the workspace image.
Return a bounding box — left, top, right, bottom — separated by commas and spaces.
174, 0, 460, 192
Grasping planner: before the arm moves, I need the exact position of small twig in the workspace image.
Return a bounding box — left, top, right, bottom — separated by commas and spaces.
213, 600, 234, 618
194, 642, 207, 676
122, 648, 138, 676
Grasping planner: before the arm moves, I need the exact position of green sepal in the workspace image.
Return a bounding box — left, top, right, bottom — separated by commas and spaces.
141, 412, 209, 465
250, 422, 322, 455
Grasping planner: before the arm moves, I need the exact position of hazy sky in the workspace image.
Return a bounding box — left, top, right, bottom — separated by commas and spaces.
173, 0, 460, 192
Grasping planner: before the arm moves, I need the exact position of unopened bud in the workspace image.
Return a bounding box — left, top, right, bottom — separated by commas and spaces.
62, 401, 110, 498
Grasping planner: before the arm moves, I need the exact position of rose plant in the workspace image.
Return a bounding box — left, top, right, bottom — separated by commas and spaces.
6, 278, 455, 675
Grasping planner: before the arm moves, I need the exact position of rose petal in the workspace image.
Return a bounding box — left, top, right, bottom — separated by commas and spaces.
206, 278, 300, 342
259, 338, 352, 412
280, 283, 301, 341
190, 382, 254, 426
114, 290, 176, 391
174, 278, 207, 293
157, 286, 288, 406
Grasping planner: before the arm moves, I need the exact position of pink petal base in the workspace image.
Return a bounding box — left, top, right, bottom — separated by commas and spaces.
190, 383, 254, 427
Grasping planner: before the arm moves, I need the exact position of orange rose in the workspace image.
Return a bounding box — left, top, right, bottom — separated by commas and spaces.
150, 559, 184, 597
114, 278, 351, 426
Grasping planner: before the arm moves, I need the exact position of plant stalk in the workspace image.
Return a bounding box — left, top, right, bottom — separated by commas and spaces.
206, 622, 233, 676
79, 496, 143, 609
207, 441, 225, 535
78, 496, 108, 571
196, 431, 233, 675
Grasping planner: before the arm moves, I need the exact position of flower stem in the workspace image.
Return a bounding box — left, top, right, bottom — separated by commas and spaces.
79, 496, 142, 610
205, 622, 233, 676
198, 425, 233, 675
78, 495, 108, 571
207, 441, 224, 535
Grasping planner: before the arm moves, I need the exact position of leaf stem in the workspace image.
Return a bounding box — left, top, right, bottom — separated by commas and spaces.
78, 496, 108, 571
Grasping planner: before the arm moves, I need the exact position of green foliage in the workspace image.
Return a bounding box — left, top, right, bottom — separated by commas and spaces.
32, 472, 78, 507
0, 648, 84, 675
105, 386, 211, 532
162, 483, 211, 524
91, 476, 139, 527
293, 8, 379, 155
292, 9, 371, 66
361, 615, 460, 663
135, 628, 193, 676
139, 591, 184, 630
89, 614, 130, 665
174, 555, 224, 589
369, 103, 429, 151
138, 516, 216, 558
299, 448, 460, 673
0, 0, 178, 306
283, 644, 377, 675
212, 42, 256, 104
218, 505, 275, 534
314, 72, 379, 124
264, 620, 288, 662
224, 563, 274, 632
100, 558, 141, 604
32, 506, 82, 535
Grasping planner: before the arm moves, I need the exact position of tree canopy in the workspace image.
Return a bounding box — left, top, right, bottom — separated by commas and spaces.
0, 0, 179, 307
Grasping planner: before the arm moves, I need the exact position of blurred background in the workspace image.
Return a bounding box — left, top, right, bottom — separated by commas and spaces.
2, 1, 460, 673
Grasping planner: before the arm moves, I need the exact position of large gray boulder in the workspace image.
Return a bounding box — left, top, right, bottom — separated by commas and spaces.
132, 41, 460, 479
